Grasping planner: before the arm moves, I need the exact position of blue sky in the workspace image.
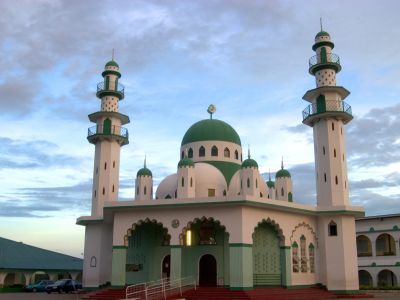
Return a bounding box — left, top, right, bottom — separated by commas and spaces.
0, 0, 399, 257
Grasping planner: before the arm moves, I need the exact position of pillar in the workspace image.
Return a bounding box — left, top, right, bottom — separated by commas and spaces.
280, 246, 292, 287
111, 246, 127, 288
229, 244, 253, 290
0, 272, 6, 288
170, 246, 182, 280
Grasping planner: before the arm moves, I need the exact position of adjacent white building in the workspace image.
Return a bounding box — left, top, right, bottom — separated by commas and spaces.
356, 214, 400, 288
77, 29, 364, 294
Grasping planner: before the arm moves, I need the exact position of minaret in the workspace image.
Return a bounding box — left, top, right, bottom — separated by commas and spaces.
177, 152, 195, 199
302, 29, 352, 208
303, 28, 359, 292
275, 159, 293, 202
266, 170, 276, 200
240, 149, 259, 197
135, 157, 153, 201
87, 56, 130, 217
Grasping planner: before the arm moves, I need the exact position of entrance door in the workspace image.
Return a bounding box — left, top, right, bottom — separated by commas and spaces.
162, 255, 171, 279
199, 254, 217, 286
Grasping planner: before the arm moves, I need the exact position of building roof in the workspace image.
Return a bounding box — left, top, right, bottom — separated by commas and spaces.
241, 158, 258, 169
178, 157, 195, 168
0, 237, 82, 271
356, 213, 400, 221
181, 119, 242, 146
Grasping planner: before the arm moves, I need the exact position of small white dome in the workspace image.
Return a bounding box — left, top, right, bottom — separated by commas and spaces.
156, 174, 177, 199
194, 163, 227, 198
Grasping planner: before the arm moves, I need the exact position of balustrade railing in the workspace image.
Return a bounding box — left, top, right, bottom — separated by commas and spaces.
97, 81, 125, 96
302, 100, 352, 120
309, 53, 340, 68
126, 276, 196, 300
87, 125, 129, 139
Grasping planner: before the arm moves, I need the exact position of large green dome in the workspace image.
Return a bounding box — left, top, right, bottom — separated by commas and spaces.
181, 119, 241, 146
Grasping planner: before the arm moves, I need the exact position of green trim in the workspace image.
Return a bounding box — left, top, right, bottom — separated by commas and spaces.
359, 264, 400, 268
357, 228, 400, 234
103, 199, 364, 217
229, 243, 253, 247
203, 161, 241, 187
229, 287, 253, 291
102, 69, 121, 78
312, 40, 334, 51
112, 245, 127, 249
96, 90, 124, 100
280, 246, 291, 249
170, 245, 182, 248
111, 285, 125, 288
332, 290, 362, 294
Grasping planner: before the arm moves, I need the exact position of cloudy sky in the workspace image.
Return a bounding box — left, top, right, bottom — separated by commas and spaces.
0, 0, 399, 257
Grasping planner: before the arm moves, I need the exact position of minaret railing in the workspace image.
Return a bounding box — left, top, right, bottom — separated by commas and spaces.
96, 81, 125, 97
87, 125, 129, 139
302, 100, 352, 120
309, 53, 340, 68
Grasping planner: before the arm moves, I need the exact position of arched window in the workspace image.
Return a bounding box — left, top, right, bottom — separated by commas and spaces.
288, 192, 293, 202
181, 177, 184, 187
323, 146, 325, 155
112, 185, 115, 193
190, 177, 193, 187
102, 187, 105, 195
223, 190, 226, 196
235, 150, 239, 160
90, 256, 97, 267
224, 147, 230, 158
332, 122, 335, 131
328, 221, 337, 236
113, 161, 115, 168
334, 149, 337, 157
136, 187, 139, 195
199, 146, 205, 157
181, 151, 184, 159
256, 179, 258, 188
335, 176, 338, 185
247, 178, 250, 188
103, 118, 111, 134
211, 146, 218, 156
357, 235, 372, 257
378, 270, 398, 287
309, 243, 315, 273
188, 148, 193, 158
144, 186, 147, 195
281, 187, 284, 196
359, 270, 373, 287
376, 234, 396, 256
292, 242, 299, 273
300, 235, 307, 273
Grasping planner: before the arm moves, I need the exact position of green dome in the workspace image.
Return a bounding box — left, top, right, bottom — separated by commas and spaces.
276, 168, 291, 178
241, 158, 258, 169
266, 180, 275, 188
181, 119, 241, 146
315, 31, 330, 38
178, 157, 195, 168
105, 60, 119, 68
137, 167, 152, 177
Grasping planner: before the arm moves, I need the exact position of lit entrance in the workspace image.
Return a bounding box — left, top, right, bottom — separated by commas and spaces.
162, 255, 171, 279
199, 254, 217, 286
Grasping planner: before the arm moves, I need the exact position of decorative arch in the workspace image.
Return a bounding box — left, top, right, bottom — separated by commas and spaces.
211, 146, 218, 156
224, 147, 230, 158
124, 218, 171, 246
252, 217, 285, 246
199, 146, 205, 157
179, 216, 229, 245
289, 222, 318, 247
358, 270, 373, 287
188, 148, 193, 158
376, 233, 396, 256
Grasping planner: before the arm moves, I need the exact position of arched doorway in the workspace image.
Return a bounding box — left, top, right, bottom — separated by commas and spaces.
378, 269, 397, 287
162, 255, 171, 279
358, 270, 373, 287
199, 254, 217, 286
252, 220, 283, 286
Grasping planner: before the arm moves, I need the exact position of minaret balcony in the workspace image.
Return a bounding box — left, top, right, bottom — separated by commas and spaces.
309, 53, 341, 75
87, 125, 129, 145
96, 82, 125, 100
302, 100, 353, 126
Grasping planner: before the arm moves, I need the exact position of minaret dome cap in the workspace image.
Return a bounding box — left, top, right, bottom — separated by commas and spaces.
315, 30, 330, 38
105, 60, 119, 68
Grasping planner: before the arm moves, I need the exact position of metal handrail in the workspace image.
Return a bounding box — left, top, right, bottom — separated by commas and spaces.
87, 125, 129, 139
126, 276, 196, 299
309, 53, 340, 68
302, 100, 352, 120
97, 81, 125, 95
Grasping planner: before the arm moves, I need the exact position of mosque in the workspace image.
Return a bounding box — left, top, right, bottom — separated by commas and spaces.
77, 29, 365, 293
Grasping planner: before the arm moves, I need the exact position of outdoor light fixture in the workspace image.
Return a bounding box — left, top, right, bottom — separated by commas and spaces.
186, 230, 192, 246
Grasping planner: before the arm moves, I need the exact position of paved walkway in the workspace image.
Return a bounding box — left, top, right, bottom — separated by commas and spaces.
0, 293, 82, 300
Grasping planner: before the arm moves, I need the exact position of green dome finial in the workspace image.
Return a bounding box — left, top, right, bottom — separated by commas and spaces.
137, 156, 152, 177
241, 148, 258, 169
276, 157, 291, 178
266, 169, 275, 188
207, 104, 216, 120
